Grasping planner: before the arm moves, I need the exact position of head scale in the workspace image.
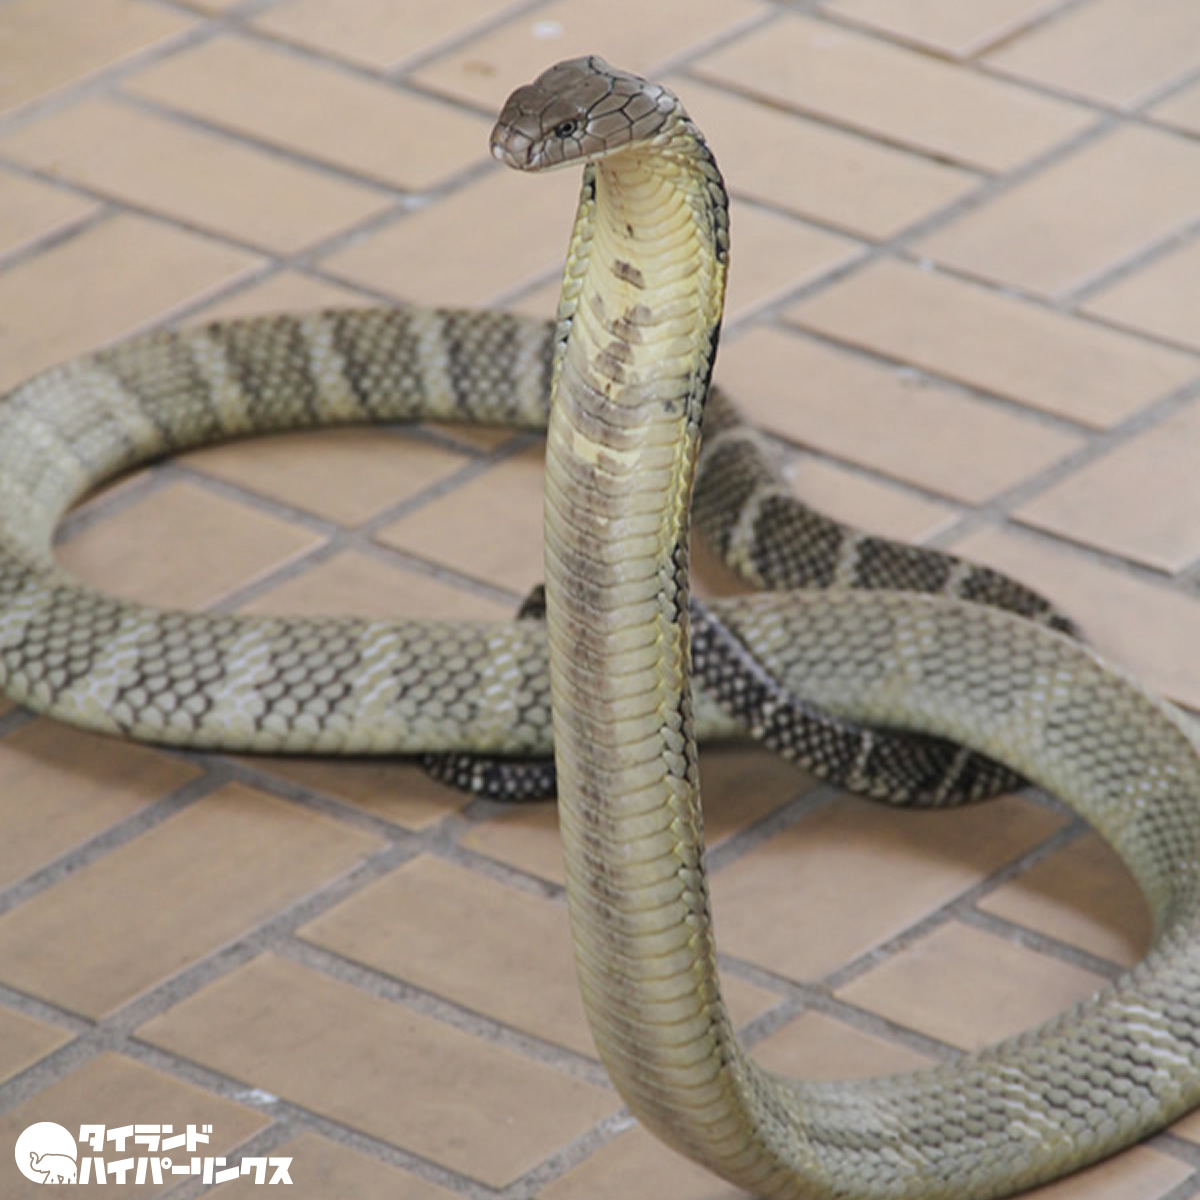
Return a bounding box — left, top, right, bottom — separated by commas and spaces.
490, 55, 680, 171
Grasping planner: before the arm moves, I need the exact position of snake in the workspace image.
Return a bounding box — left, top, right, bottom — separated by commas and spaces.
3, 54, 1200, 1199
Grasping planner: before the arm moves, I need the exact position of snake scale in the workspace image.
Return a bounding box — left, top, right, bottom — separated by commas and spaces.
3, 55, 1200, 1199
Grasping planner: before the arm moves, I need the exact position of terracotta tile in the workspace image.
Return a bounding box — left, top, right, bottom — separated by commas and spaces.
183, 428, 469, 527
979, 833, 1150, 966
720, 204, 862, 323
234, 754, 471, 831
0, 1006, 73, 1084
460, 803, 566, 883
0, 99, 393, 255
211, 1132, 459, 1200
320, 167, 580, 307
411, 0, 769, 111
123, 37, 491, 192
837, 920, 1106, 1049
238, 549, 511, 622
824, 0, 1065, 57
301, 855, 778, 1058
0, 0, 192, 115
375, 446, 544, 591
752, 1010, 932, 1079
139, 953, 617, 1187
503, 276, 568, 322
950, 526, 1200, 709
1015, 400, 1200, 572
57, 480, 323, 609
918, 127, 1200, 298
694, 15, 1092, 172
0, 215, 260, 392
1151, 78, 1200, 136
1084, 237, 1200, 351
783, 458, 956, 543
699, 746, 818, 842
300, 854, 594, 1054
54, 463, 147, 526
0, 721, 200, 889
710, 794, 1064, 981
1019, 1148, 1193, 1200
715, 328, 1082, 503
539, 1125, 749, 1200
669, 77, 978, 240
50, 462, 170, 539
0, 783, 383, 1017
254, 0, 526, 73
985, 0, 1200, 108
299, 841, 781, 1053
189, 273, 367, 324
786, 259, 1199, 427
0, 1053, 269, 1198
0, 169, 97, 260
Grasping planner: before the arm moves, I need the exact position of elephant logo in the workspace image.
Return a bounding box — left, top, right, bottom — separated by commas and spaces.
28, 1153, 77, 1184
14, 1122, 77, 1184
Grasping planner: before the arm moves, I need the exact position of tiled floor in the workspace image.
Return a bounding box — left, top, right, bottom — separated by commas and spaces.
1, 0, 1199, 1197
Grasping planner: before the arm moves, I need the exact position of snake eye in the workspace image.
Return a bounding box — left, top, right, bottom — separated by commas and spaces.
554, 119, 580, 139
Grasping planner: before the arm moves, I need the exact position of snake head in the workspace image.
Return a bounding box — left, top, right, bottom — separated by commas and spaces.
490, 55, 679, 171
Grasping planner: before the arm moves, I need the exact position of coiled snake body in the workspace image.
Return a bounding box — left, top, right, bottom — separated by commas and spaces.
3, 55, 1200, 1199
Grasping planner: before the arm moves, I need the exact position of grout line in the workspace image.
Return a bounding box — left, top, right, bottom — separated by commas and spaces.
956, 905, 1127, 981
813, 821, 1084, 995
1155, 1172, 1200, 1200
0, 772, 229, 919
107, 1038, 508, 1200
276, 938, 614, 1089
927, 372, 1200, 566
201, 753, 441, 843
0, 20, 219, 129
0, 193, 114, 275
1066, 218, 1200, 311
111, 85, 493, 198
56, 462, 182, 543
796, 2, 1200, 129
241, 0, 545, 84
702, 778, 842, 874
824, 0, 1085, 61
753, 317, 1101, 438
433, 834, 566, 902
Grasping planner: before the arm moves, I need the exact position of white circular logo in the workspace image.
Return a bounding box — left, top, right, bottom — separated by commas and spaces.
14, 1122, 77, 1184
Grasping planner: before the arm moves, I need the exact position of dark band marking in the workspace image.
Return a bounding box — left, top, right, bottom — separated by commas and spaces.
612, 259, 645, 288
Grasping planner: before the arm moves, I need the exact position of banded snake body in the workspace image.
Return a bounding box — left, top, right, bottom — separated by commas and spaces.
3, 54, 1200, 1199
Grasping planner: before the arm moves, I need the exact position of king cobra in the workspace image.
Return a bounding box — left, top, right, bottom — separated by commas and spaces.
2, 56, 1200, 1198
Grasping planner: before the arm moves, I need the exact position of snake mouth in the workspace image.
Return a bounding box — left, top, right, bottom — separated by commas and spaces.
489, 130, 532, 170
